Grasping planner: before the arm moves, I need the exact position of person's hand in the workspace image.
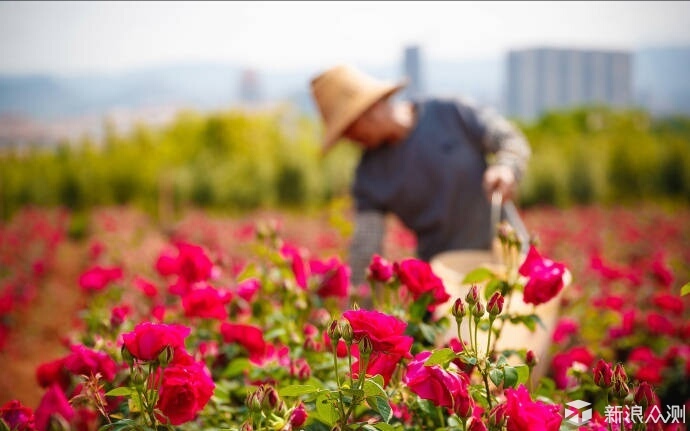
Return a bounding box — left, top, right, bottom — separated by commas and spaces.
483, 164, 516, 201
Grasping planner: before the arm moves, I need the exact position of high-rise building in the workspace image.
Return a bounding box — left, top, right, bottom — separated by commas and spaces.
403, 45, 423, 100
506, 48, 632, 119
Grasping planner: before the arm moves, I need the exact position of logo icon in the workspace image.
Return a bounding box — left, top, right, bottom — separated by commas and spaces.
565, 400, 592, 425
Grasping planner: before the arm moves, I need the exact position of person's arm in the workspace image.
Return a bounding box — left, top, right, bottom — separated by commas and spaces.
348, 210, 385, 289
454, 98, 532, 199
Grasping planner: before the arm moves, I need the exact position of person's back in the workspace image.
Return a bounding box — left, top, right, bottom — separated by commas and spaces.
309, 65, 531, 289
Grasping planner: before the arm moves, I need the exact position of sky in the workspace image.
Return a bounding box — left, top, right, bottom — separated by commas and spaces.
1, 1, 690, 76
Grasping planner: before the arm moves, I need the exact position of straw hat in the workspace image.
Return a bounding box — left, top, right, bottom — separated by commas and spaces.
310, 64, 407, 151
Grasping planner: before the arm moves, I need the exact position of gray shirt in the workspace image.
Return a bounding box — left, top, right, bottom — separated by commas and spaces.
349, 97, 531, 286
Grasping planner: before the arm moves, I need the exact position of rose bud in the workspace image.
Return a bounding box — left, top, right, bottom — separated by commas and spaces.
526, 350, 538, 368
634, 382, 658, 411
452, 298, 466, 320
465, 285, 480, 305
473, 302, 485, 323
612, 378, 629, 400
488, 403, 507, 428
593, 359, 613, 389
327, 319, 341, 343
340, 320, 354, 345
612, 363, 628, 384
487, 292, 504, 317
468, 418, 489, 431
247, 387, 263, 412
240, 421, 253, 431
359, 335, 373, 357
367, 254, 394, 283
261, 385, 280, 411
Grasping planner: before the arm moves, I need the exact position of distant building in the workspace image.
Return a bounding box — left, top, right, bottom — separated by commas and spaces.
403, 45, 424, 100
506, 47, 632, 119
239, 69, 262, 104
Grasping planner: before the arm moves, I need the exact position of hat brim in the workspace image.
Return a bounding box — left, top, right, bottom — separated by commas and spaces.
320, 80, 407, 155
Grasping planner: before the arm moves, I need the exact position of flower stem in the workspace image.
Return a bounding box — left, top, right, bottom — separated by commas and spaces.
482, 371, 493, 410
332, 344, 346, 420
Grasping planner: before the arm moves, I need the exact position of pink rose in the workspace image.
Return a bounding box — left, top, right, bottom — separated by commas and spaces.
35, 358, 70, 391
78, 265, 123, 292
0, 400, 35, 431
367, 254, 394, 282
343, 309, 413, 358
394, 259, 450, 311
504, 385, 562, 431
133, 276, 158, 298
235, 278, 260, 302
352, 351, 403, 386
551, 346, 594, 389
156, 358, 215, 425
552, 318, 579, 344
289, 402, 308, 428
221, 322, 268, 363
35, 384, 74, 431
64, 344, 118, 382
156, 242, 214, 295
404, 351, 472, 415
280, 244, 309, 289
182, 285, 231, 320
121, 322, 190, 361
309, 257, 350, 299
519, 246, 566, 305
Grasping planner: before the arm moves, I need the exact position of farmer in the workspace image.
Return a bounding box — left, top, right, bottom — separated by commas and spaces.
309, 64, 531, 288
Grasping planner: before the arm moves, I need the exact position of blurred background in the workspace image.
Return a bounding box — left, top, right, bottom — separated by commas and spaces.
1, 1, 690, 217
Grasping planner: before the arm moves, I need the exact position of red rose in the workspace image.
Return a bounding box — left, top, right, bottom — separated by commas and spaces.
343, 309, 413, 358
280, 244, 309, 289
646, 312, 675, 336
155, 242, 214, 295
552, 318, 579, 344
404, 351, 472, 415
110, 305, 130, 328
235, 278, 260, 302
78, 265, 123, 292
367, 254, 394, 282
551, 346, 594, 389
221, 323, 268, 363
156, 358, 215, 425
64, 344, 118, 382
121, 322, 190, 361
652, 293, 684, 315
519, 246, 566, 305
35, 384, 74, 431
0, 400, 35, 431
182, 285, 231, 320
35, 358, 70, 391
351, 351, 403, 386
309, 257, 350, 299
504, 385, 562, 431
394, 259, 450, 311
133, 276, 158, 298
289, 402, 308, 428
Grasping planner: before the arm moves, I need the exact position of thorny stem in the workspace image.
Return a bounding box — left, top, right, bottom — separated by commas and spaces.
332, 343, 347, 420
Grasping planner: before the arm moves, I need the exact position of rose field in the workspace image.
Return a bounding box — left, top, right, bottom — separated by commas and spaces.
0, 202, 688, 431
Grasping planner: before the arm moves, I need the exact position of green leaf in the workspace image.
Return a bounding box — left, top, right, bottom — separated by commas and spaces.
483, 279, 503, 300
315, 392, 338, 427
462, 267, 494, 284
279, 384, 321, 397
489, 368, 503, 387
458, 355, 477, 366
363, 379, 387, 398
367, 396, 393, 423
681, 282, 690, 296
223, 358, 251, 378
105, 387, 133, 397
515, 364, 530, 385
424, 348, 455, 366
503, 366, 518, 388
496, 355, 508, 367
373, 423, 396, 431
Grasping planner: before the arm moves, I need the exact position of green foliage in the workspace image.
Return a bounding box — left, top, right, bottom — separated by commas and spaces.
1, 105, 689, 220
517, 106, 690, 207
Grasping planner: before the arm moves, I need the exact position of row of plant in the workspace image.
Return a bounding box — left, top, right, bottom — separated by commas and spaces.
2, 106, 690, 219
1, 206, 688, 430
